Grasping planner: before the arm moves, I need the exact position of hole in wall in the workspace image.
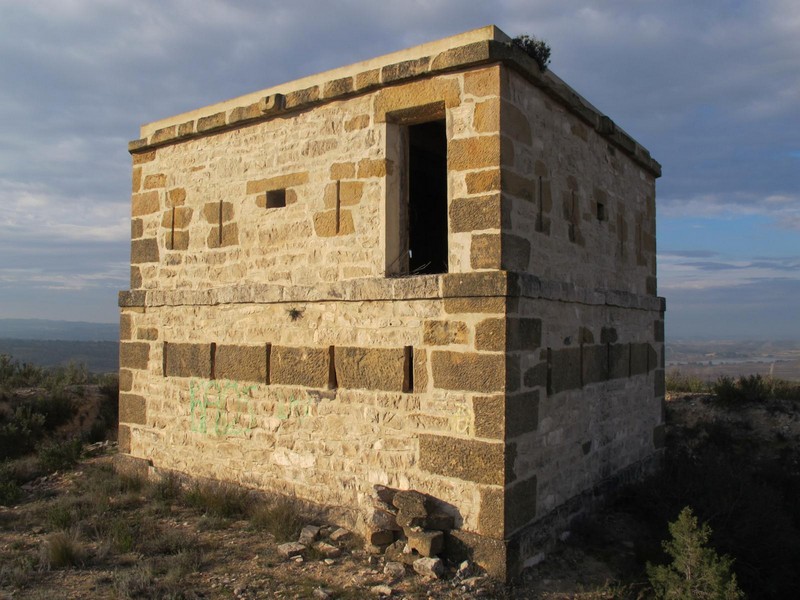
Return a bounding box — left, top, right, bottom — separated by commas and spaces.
266, 189, 287, 208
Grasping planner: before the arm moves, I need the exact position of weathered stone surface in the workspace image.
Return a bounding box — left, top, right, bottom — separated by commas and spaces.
501, 233, 531, 271
392, 490, 428, 524
582, 344, 608, 385
381, 57, 430, 83
549, 347, 581, 394
474, 98, 500, 133
314, 541, 341, 558
443, 297, 505, 314
329, 528, 350, 542
119, 369, 133, 392
313, 210, 354, 237
370, 509, 401, 531
412, 557, 444, 579
284, 85, 320, 109
406, 529, 443, 557
630, 342, 649, 376
431, 351, 504, 393
246, 171, 309, 194
120, 314, 134, 341
473, 395, 503, 439
271, 346, 330, 389
357, 158, 390, 178
507, 318, 541, 352
164, 342, 211, 378
131, 218, 143, 239
609, 343, 630, 379
506, 475, 537, 533
419, 434, 504, 485
374, 78, 459, 122
197, 111, 226, 132
478, 486, 504, 538
384, 561, 406, 578
299, 525, 321, 546
506, 391, 539, 438
448, 135, 501, 171
215, 345, 268, 383
423, 320, 468, 346
132, 191, 160, 217
442, 272, 508, 298
471, 233, 501, 269
445, 529, 508, 581
368, 530, 395, 546
131, 238, 159, 264
463, 66, 500, 97
132, 150, 156, 165
119, 393, 146, 424
278, 542, 306, 558
117, 424, 131, 453
323, 76, 353, 98
143, 173, 166, 190
450, 194, 502, 233
334, 346, 406, 392
465, 169, 501, 194
119, 342, 149, 370
425, 511, 455, 531
475, 318, 504, 351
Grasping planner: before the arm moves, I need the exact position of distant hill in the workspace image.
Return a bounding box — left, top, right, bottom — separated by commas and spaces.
0, 339, 118, 373
0, 319, 118, 341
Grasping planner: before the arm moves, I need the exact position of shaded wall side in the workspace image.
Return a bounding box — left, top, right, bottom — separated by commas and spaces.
499, 68, 658, 296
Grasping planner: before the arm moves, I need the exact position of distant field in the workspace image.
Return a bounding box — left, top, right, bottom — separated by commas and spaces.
0, 339, 118, 373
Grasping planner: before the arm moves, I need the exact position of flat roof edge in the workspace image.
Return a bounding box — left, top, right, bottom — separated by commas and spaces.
130, 26, 661, 177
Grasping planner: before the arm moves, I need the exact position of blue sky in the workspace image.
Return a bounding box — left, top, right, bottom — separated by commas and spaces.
0, 0, 797, 339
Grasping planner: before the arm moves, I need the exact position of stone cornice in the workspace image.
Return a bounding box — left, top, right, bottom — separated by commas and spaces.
119, 272, 664, 313
128, 33, 661, 178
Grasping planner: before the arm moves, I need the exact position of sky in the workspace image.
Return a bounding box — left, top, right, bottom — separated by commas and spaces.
0, 0, 797, 340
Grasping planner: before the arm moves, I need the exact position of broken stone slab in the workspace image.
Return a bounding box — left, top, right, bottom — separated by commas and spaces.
299, 524, 321, 546
278, 542, 306, 558
314, 541, 342, 558
412, 556, 444, 579
370, 508, 401, 531
373, 484, 398, 505
405, 528, 444, 557
368, 529, 395, 546
384, 540, 415, 565
312, 588, 333, 600
425, 511, 455, 531
383, 561, 406, 579
329, 527, 351, 542
393, 490, 430, 529
462, 576, 489, 591
371, 584, 394, 596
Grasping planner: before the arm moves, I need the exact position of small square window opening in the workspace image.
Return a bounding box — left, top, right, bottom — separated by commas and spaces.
266, 189, 286, 208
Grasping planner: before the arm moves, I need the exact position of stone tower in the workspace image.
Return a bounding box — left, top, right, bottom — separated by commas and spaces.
119, 25, 664, 578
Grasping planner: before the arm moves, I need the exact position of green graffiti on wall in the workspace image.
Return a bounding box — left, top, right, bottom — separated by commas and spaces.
189, 378, 256, 436
188, 380, 322, 437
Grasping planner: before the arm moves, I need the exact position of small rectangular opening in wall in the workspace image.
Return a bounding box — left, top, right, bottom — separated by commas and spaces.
327, 345, 337, 390
407, 120, 448, 275
210, 342, 217, 380
403, 346, 413, 393
266, 189, 286, 209
596, 202, 606, 222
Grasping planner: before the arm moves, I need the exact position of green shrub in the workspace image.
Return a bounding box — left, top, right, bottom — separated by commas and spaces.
647, 507, 743, 599
0, 472, 22, 506
38, 438, 82, 472
512, 34, 552, 71
666, 371, 711, 393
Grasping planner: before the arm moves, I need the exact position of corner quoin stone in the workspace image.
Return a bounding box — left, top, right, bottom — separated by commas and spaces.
431, 351, 505, 393
419, 434, 505, 486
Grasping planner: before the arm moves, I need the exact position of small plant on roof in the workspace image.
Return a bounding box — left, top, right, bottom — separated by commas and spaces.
512, 34, 552, 72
